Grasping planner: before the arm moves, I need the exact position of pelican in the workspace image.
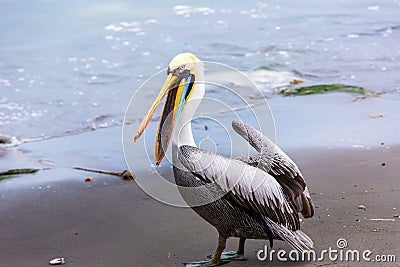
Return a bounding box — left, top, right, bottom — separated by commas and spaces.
134, 53, 314, 266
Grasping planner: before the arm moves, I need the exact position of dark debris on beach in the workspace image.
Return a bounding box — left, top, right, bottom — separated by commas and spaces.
0, 136, 12, 144
0, 168, 40, 181
73, 167, 135, 180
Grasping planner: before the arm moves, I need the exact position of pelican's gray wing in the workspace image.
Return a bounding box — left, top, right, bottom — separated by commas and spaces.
178, 145, 300, 231
232, 120, 314, 218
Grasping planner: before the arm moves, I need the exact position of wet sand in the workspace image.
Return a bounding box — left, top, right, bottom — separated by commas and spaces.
1, 94, 399, 266
0, 133, 399, 266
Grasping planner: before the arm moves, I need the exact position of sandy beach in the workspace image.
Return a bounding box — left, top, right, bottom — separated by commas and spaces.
1, 93, 399, 267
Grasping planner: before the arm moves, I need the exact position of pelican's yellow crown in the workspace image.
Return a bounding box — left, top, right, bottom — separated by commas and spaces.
168, 53, 202, 73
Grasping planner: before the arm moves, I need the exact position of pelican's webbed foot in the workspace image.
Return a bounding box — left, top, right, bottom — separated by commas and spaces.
207, 250, 246, 261
207, 237, 246, 261
184, 258, 230, 267
184, 235, 241, 266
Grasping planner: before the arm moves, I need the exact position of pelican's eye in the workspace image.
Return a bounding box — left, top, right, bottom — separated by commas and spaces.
167, 67, 171, 75
179, 64, 186, 71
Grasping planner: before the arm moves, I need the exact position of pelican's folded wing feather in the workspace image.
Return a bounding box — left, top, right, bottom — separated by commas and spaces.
178, 145, 300, 231
232, 120, 314, 218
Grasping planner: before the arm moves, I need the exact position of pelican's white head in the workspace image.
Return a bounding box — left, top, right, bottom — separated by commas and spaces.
134, 53, 205, 166
167, 52, 203, 77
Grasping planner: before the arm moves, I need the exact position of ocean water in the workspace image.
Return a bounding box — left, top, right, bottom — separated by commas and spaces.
1, 0, 399, 144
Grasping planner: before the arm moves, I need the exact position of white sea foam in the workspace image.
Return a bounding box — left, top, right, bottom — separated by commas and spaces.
278, 50, 290, 57
119, 21, 139, 27
0, 79, 11, 86
195, 7, 215, 15
104, 24, 115, 30
174, 5, 215, 17
104, 24, 124, 32
144, 19, 158, 24
0, 102, 24, 111
352, 145, 364, 148
367, 5, 380, 11
246, 69, 300, 93
174, 5, 191, 16
347, 33, 359, 38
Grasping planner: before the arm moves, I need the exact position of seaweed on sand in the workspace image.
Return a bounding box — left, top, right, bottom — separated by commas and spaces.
278, 83, 366, 96
0, 168, 39, 181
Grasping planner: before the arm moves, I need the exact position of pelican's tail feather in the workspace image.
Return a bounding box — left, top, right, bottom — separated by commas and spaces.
265, 217, 313, 252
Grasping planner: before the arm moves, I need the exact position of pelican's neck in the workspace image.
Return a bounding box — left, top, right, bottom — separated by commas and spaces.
172, 67, 204, 148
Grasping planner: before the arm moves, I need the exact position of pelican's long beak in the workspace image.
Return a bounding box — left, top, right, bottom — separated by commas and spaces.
134, 69, 193, 166
133, 74, 176, 143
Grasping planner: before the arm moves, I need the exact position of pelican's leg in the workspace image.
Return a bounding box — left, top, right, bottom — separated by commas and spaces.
184, 236, 229, 267
218, 237, 246, 261
237, 237, 246, 256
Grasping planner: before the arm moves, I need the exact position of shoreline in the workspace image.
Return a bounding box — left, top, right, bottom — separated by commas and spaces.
2, 90, 400, 150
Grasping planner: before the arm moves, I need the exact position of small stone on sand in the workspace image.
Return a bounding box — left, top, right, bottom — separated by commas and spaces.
289, 79, 304, 85
368, 113, 383, 119
49, 258, 65, 265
